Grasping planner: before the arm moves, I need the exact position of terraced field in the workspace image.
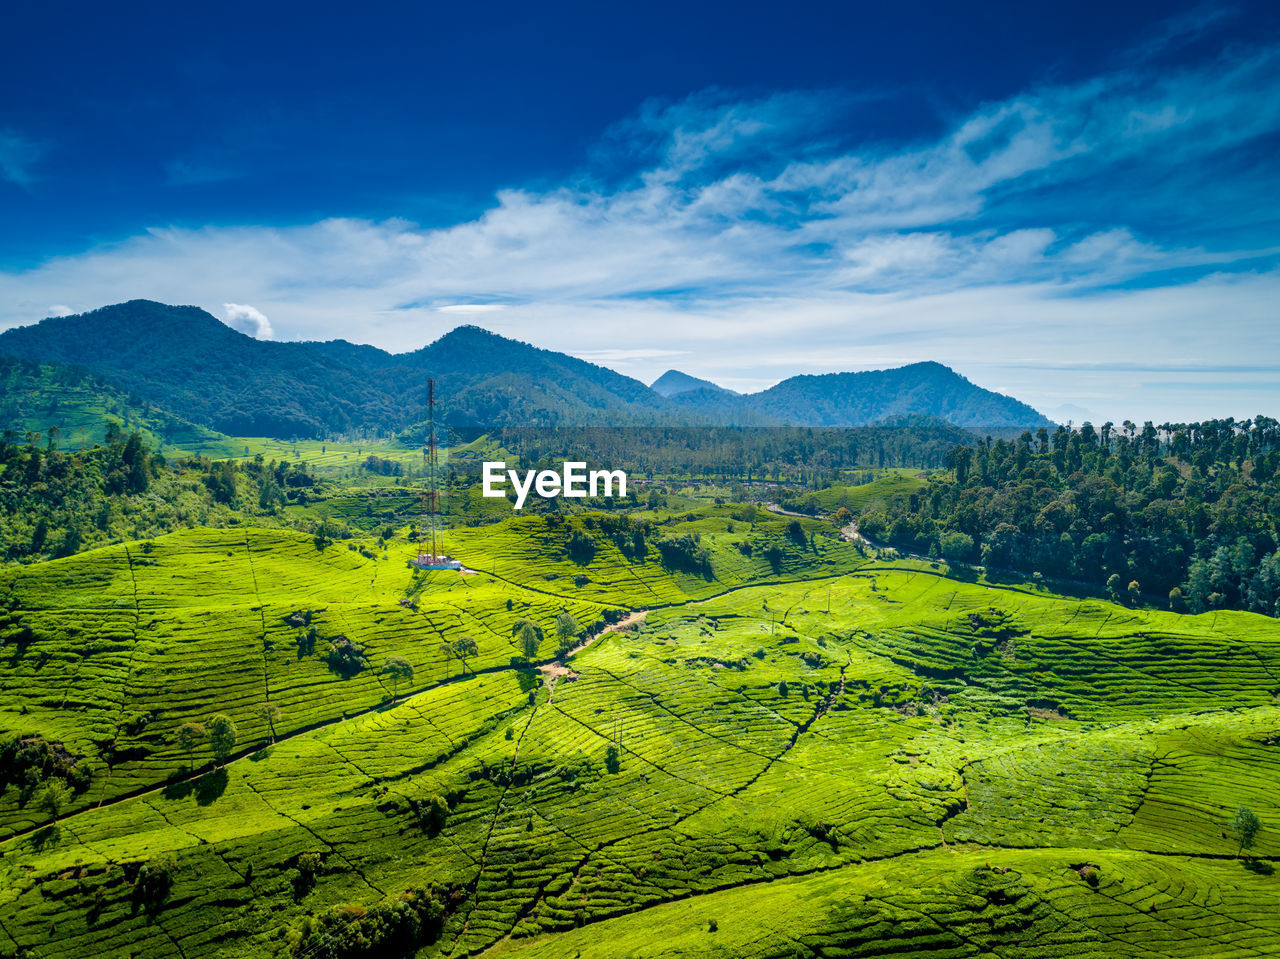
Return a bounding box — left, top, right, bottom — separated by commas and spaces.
1, 514, 1277, 958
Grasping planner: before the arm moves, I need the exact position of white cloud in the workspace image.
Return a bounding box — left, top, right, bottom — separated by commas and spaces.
222, 303, 274, 339
436, 304, 506, 314
47, 304, 75, 317
0, 41, 1278, 422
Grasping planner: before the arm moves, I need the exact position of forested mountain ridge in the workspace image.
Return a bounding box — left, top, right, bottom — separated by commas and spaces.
0, 300, 1053, 437
403, 324, 674, 428
0, 301, 402, 437
740, 362, 1053, 428
0, 303, 689, 436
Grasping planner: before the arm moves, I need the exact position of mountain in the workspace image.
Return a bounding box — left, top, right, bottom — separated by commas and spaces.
0, 302, 678, 436
0, 301, 405, 437
0, 300, 1053, 438
650, 369, 736, 398
403, 325, 669, 428
737, 362, 1053, 429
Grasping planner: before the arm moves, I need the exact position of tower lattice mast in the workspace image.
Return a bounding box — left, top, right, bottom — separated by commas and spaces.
420, 378, 439, 561
412, 378, 460, 571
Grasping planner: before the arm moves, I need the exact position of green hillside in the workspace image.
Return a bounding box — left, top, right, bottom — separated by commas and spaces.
2, 512, 1277, 958
0, 355, 225, 452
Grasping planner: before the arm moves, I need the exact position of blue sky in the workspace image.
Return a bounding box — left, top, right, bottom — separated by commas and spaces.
2, 0, 1279, 422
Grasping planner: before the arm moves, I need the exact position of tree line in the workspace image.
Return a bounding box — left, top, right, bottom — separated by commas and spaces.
0, 431, 330, 564
859, 417, 1280, 615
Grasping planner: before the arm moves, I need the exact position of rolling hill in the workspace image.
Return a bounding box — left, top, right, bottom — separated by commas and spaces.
1, 510, 1276, 958
0, 354, 224, 451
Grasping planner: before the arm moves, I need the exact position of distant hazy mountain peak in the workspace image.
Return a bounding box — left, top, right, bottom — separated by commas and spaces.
650, 369, 736, 397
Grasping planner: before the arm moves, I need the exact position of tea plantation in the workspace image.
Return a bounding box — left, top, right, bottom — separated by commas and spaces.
1, 510, 1277, 958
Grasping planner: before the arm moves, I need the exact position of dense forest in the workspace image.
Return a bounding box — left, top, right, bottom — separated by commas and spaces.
450, 419, 979, 481
0, 429, 325, 562
859, 418, 1280, 616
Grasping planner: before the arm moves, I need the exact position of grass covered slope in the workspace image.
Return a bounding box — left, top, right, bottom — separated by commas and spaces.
0, 355, 226, 452
0, 526, 619, 837
1, 522, 1277, 958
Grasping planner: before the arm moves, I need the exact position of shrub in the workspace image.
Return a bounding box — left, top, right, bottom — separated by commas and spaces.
325, 636, 368, 677
131, 856, 176, 914
0, 734, 92, 799
655, 535, 713, 578
291, 887, 446, 958
566, 529, 597, 564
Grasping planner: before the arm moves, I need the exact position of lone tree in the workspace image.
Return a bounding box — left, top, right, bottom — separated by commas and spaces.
605, 744, 621, 774
207, 715, 238, 766
1231, 806, 1261, 855
381, 655, 414, 701
35, 780, 71, 819
512, 619, 544, 661
555, 611, 579, 653
175, 722, 206, 771
449, 636, 479, 676
257, 703, 281, 744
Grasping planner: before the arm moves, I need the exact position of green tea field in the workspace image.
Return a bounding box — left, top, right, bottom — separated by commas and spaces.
1, 511, 1277, 958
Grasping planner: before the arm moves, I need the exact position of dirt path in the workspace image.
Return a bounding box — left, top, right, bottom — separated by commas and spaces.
539, 610, 648, 702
